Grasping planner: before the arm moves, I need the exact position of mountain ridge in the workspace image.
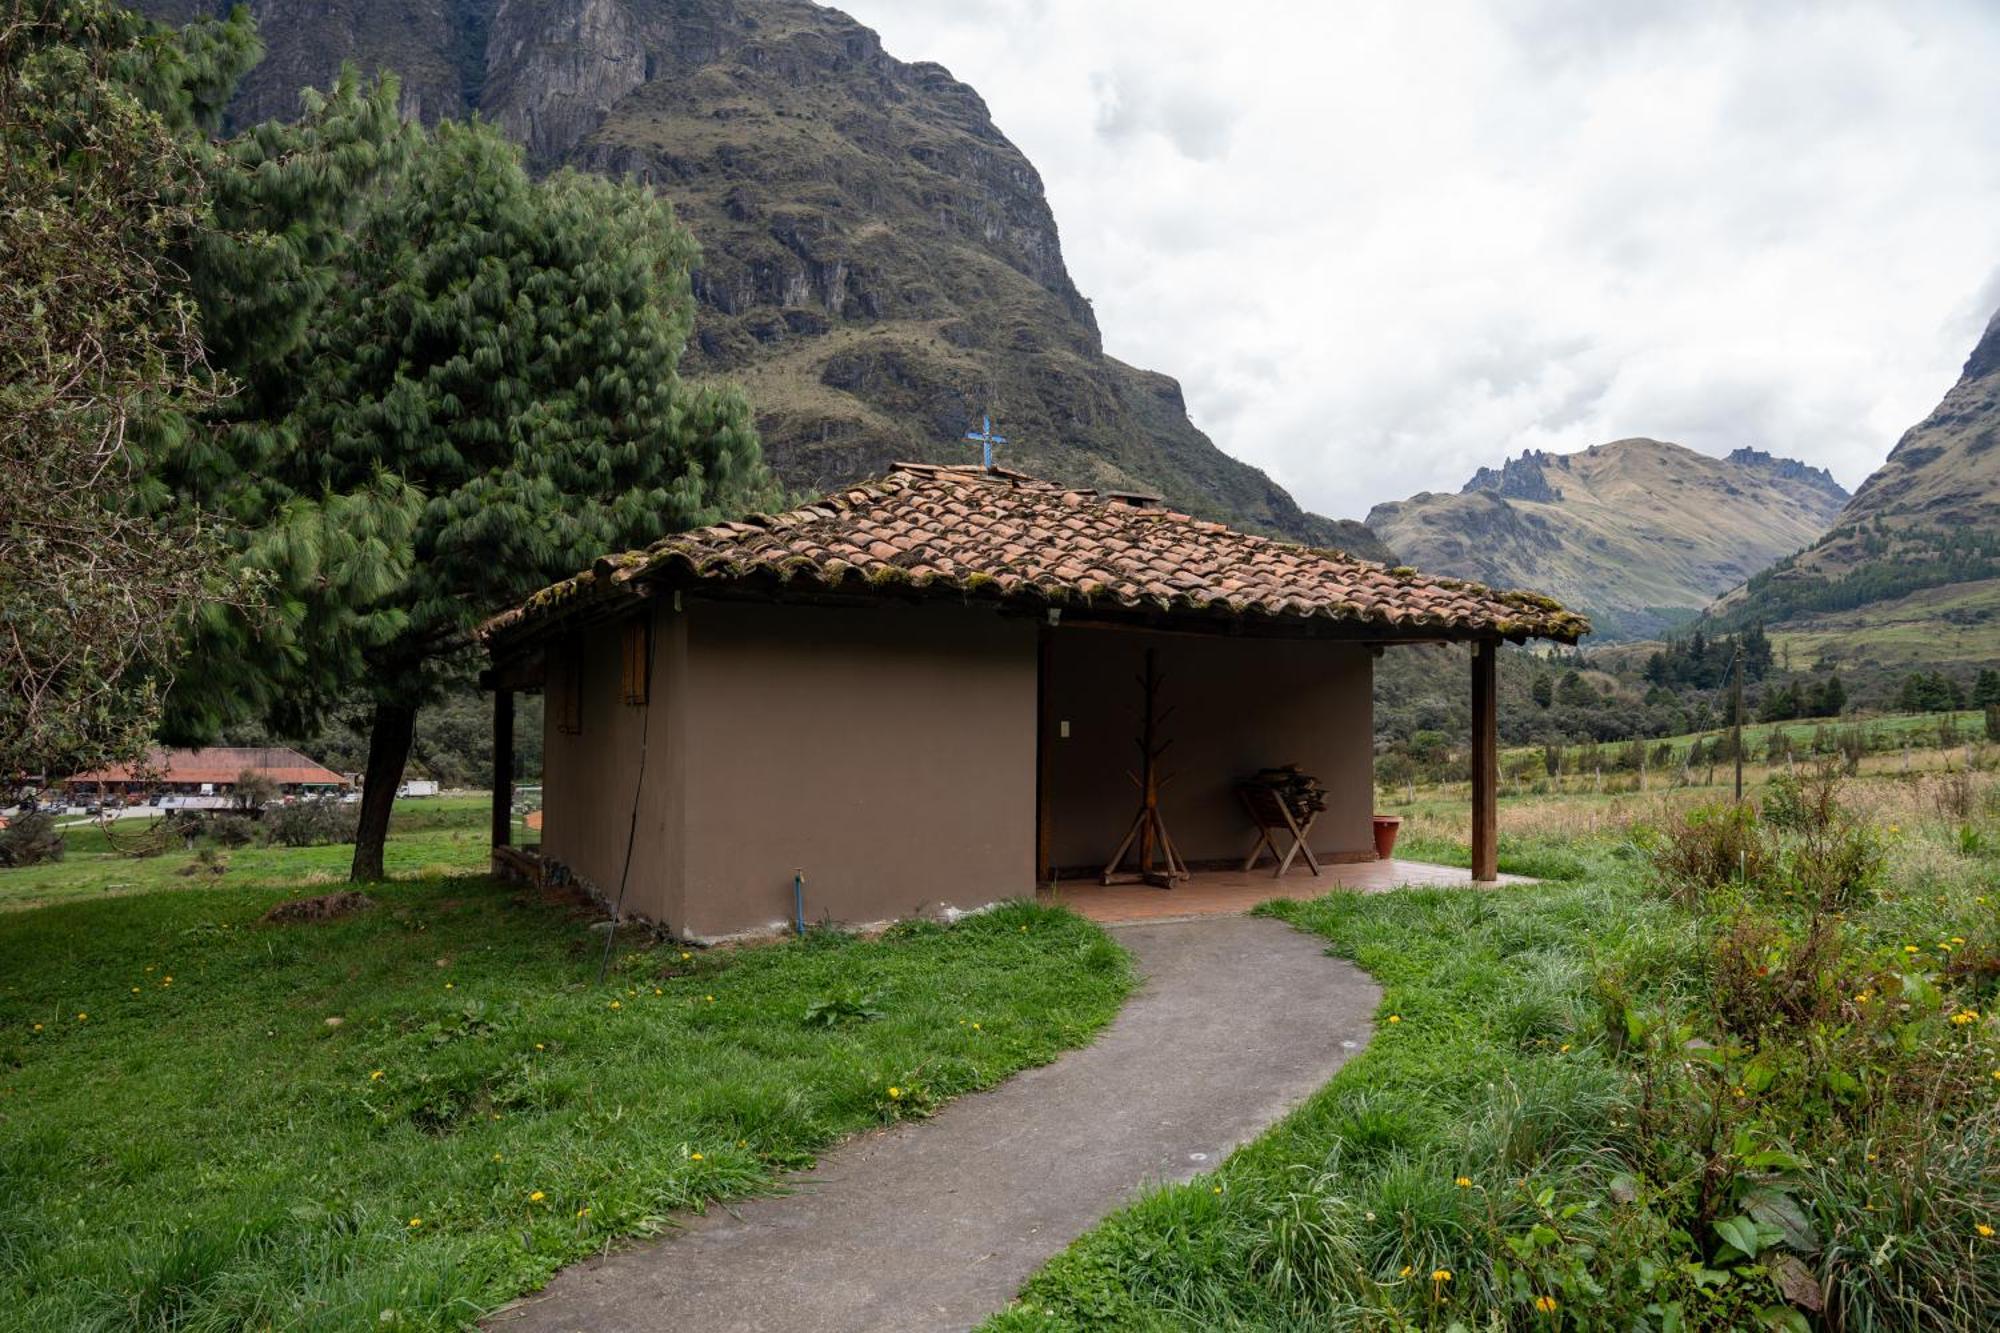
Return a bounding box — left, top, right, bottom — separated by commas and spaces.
1366, 438, 1850, 641
1709, 303, 2000, 673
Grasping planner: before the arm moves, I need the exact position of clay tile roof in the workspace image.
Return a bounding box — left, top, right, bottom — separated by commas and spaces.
482, 465, 1588, 645
62, 746, 351, 788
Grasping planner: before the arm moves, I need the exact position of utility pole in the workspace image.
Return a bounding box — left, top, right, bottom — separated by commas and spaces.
1732, 643, 1745, 803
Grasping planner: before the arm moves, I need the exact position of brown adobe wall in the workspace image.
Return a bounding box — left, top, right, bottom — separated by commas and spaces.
536, 606, 686, 926
678, 599, 1039, 938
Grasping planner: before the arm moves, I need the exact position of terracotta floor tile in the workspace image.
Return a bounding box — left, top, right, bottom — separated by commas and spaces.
1037, 858, 1534, 925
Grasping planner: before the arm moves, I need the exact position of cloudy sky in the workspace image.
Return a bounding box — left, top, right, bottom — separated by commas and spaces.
838, 0, 2000, 519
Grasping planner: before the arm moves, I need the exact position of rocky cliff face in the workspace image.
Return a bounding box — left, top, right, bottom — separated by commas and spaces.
149, 0, 1385, 556
1366, 438, 1850, 641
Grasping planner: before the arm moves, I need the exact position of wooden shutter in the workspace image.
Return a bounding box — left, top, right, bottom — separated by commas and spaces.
555, 639, 583, 735
620, 619, 650, 706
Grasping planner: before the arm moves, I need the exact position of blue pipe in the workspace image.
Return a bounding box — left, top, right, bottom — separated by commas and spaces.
793, 870, 806, 938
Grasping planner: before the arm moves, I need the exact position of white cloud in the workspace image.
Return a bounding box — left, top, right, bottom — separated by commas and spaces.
835, 0, 2000, 518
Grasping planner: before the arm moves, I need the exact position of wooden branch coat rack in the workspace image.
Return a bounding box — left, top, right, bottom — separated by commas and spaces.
1100, 647, 1189, 887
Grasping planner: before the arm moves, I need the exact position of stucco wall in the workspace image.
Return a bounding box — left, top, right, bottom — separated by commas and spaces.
678, 599, 1039, 938
536, 607, 685, 925
1042, 627, 1374, 872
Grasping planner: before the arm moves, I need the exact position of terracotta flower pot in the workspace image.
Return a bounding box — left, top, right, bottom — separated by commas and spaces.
1372, 815, 1403, 860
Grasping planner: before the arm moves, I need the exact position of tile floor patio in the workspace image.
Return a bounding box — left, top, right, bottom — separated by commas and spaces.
1037, 858, 1533, 925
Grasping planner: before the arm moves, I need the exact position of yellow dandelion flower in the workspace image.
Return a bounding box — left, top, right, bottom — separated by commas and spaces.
705, 995, 715, 1003
608, 1000, 621, 1009
493, 1153, 503, 1162
653, 988, 662, 996
1431, 1269, 1452, 1284
737, 1140, 747, 1148
1534, 1294, 1558, 1313
1387, 1014, 1401, 1024
1559, 1043, 1572, 1052
371, 1069, 385, 1080
1904, 945, 1920, 954
888, 1086, 902, 1099
444, 982, 454, 990
162, 976, 171, 984
408, 1217, 422, 1228
680, 952, 691, 960
132, 987, 140, 994
1954, 1010, 1979, 1026
1455, 1176, 1473, 1188
691, 1152, 704, 1161
75, 1012, 86, 1021
1212, 1186, 1222, 1194
1954, 937, 1967, 946
1980, 1224, 1996, 1238
534, 1043, 544, 1050
529, 1191, 545, 1203
972, 1022, 982, 1030
577, 1207, 590, 1218
1399, 1266, 1414, 1278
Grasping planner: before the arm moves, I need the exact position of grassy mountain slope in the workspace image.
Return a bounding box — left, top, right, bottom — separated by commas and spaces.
1364, 438, 1848, 640
1713, 306, 2000, 670
148, 0, 1386, 557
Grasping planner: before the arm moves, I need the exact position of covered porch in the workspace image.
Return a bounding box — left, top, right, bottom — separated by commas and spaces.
1039, 855, 1534, 925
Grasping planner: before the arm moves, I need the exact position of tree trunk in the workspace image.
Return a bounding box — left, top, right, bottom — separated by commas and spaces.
351, 701, 416, 882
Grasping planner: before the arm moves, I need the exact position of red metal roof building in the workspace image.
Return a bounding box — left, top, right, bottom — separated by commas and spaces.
62, 747, 351, 794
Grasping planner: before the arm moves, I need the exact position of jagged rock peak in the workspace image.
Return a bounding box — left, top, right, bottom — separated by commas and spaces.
1724, 448, 1848, 501
1462, 450, 1563, 503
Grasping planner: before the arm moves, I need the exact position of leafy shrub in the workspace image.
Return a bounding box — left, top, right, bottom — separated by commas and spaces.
262, 797, 357, 848
0, 810, 63, 866
1650, 802, 1764, 907
204, 813, 261, 847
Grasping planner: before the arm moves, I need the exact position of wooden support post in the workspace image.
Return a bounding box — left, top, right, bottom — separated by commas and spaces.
491, 688, 515, 852
1471, 640, 1498, 883
1035, 623, 1054, 886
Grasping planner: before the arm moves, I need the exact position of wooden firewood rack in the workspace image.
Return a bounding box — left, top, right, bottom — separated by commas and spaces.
1238, 783, 1321, 878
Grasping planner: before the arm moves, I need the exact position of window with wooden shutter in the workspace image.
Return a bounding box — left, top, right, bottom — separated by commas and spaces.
555, 639, 583, 735
620, 618, 650, 706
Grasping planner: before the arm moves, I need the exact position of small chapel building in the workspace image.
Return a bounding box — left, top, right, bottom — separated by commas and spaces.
479, 464, 1585, 940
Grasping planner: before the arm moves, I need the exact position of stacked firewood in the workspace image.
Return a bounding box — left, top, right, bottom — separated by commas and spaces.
1247, 765, 1328, 822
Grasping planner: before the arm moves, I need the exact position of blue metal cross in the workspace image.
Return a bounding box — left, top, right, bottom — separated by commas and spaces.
965, 414, 1007, 469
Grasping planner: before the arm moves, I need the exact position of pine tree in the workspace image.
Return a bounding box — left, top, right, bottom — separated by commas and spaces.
168, 113, 780, 878
1974, 668, 2000, 709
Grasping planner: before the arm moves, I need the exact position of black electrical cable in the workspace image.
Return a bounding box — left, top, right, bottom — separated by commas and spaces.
596, 615, 655, 986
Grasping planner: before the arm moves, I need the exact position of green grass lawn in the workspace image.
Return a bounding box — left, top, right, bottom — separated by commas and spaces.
991, 775, 2000, 1330
0, 821, 1132, 1330
5, 797, 503, 911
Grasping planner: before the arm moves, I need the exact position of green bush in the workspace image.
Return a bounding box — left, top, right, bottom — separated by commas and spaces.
0, 810, 63, 866
262, 797, 357, 848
